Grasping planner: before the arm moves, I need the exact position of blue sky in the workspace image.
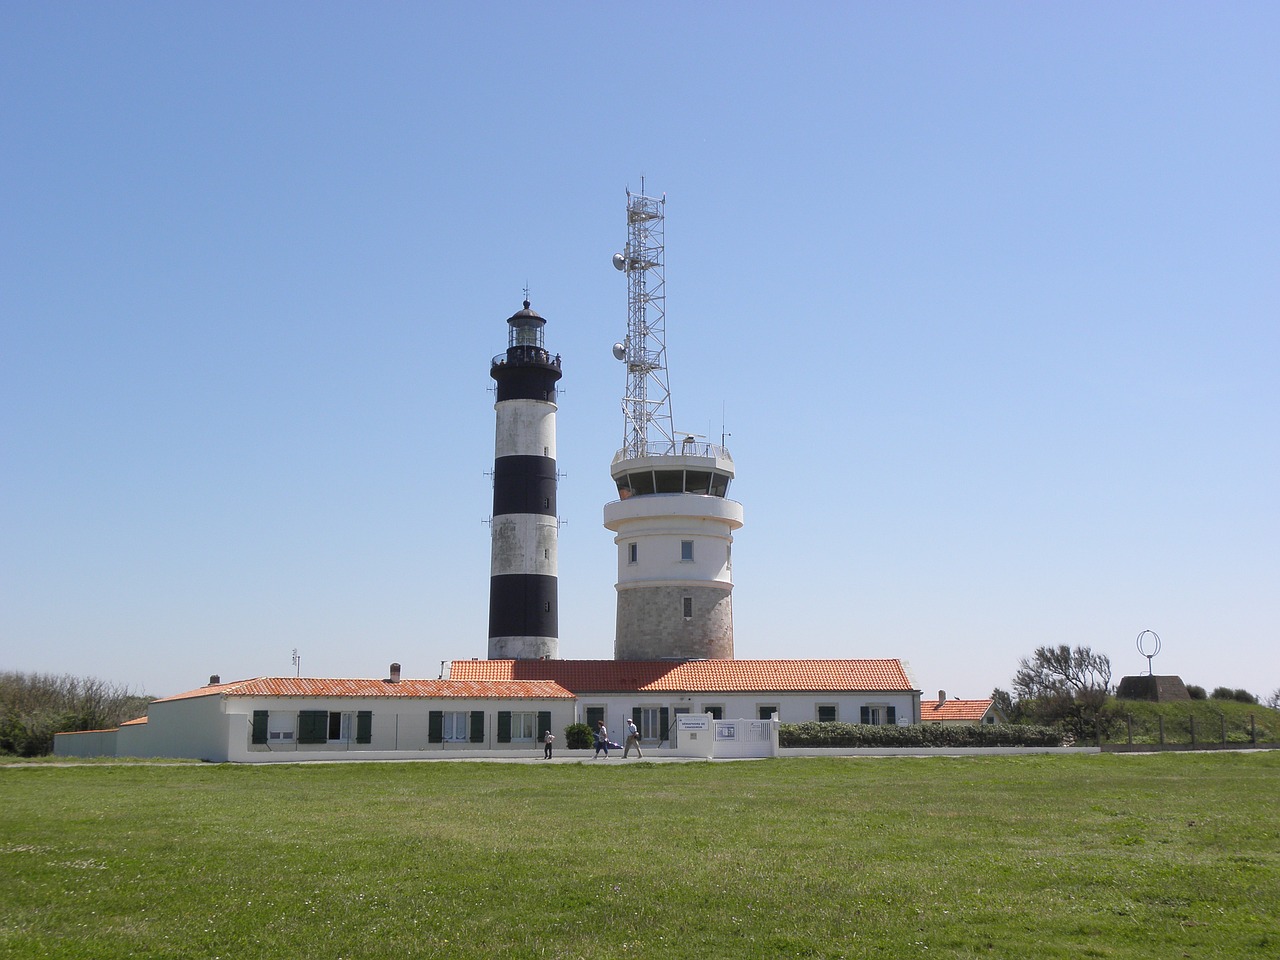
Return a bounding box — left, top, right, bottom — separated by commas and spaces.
3, 2, 1277, 701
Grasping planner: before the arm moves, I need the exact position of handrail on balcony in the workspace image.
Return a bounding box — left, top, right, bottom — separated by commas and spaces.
612, 441, 731, 464
491, 347, 562, 370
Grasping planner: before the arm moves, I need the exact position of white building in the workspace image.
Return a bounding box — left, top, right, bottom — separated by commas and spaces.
55, 659, 921, 762
55, 673, 576, 763
452, 657, 920, 742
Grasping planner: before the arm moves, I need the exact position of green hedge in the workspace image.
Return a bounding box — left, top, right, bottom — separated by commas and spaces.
779, 722, 1064, 749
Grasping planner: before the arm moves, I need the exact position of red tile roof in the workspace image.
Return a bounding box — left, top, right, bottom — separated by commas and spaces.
449, 659, 915, 693
920, 698, 996, 722
154, 677, 575, 702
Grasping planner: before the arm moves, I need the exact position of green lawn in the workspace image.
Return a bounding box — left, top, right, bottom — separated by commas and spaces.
2, 753, 1276, 959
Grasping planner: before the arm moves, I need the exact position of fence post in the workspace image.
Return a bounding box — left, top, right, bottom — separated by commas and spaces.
1251, 714, 1256, 745
1221, 713, 1227, 746
1190, 714, 1196, 748
1126, 714, 1133, 745
1095, 718, 1102, 747
1158, 714, 1164, 745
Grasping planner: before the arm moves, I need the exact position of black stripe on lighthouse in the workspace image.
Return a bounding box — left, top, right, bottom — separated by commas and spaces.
492, 456, 557, 516
488, 574, 557, 639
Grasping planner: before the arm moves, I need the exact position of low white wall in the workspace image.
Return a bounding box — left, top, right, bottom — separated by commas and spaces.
53, 729, 120, 758
666, 715, 778, 759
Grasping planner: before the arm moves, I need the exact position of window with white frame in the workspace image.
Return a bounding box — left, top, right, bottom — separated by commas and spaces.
327, 712, 353, 742
640, 707, 662, 740
510, 712, 536, 741
817, 704, 837, 723
267, 713, 295, 741
859, 705, 897, 725
442, 711, 470, 742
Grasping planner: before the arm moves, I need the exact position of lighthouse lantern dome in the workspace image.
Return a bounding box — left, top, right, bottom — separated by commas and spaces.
507, 300, 546, 350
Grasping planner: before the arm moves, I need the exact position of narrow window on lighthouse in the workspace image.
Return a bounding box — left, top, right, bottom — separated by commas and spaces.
628, 542, 637, 564
681, 540, 694, 562
682, 597, 693, 619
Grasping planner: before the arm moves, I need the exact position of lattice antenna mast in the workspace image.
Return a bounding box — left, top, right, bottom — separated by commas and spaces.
613, 182, 675, 459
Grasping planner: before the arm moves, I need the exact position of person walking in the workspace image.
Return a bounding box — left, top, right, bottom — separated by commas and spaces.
594, 720, 609, 758
542, 729, 555, 759
624, 718, 643, 758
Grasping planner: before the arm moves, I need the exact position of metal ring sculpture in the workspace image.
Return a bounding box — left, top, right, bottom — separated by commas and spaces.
1136, 629, 1161, 676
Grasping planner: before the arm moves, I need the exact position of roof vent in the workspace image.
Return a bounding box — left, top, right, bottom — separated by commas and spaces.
388, 662, 402, 683
938, 689, 947, 704
209, 674, 220, 685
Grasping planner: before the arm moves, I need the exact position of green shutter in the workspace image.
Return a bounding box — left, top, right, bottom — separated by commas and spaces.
497, 711, 512, 743
537, 711, 551, 741
356, 711, 372, 744
886, 706, 897, 725
251, 710, 268, 745
298, 710, 328, 744
470, 710, 485, 743
632, 706, 642, 731
659, 707, 669, 742
860, 706, 871, 725
428, 711, 443, 744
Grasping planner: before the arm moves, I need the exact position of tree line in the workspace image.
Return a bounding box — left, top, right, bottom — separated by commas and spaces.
0, 672, 153, 757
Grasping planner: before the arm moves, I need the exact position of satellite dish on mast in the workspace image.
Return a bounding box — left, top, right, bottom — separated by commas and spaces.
612, 252, 627, 271
612, 342, 626, 361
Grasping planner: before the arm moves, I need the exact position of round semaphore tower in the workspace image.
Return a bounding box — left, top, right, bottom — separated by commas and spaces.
604, 184, 743, 660
605, 444, 743, 659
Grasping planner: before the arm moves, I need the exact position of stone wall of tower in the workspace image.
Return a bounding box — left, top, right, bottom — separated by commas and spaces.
614, 584, 734, 660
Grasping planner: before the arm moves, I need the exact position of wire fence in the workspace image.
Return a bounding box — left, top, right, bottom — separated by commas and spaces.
1095, 710, 1277, 751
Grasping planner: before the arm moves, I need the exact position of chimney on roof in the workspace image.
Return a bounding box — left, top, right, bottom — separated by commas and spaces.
388, 662, 401, 683
209, 674, 220, 685
938, 689, 946, 705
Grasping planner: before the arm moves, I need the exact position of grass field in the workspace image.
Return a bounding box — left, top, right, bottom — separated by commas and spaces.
2, 753, 1276, 959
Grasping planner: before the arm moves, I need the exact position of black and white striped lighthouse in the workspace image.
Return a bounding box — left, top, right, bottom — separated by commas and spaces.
487, 301, 562, 660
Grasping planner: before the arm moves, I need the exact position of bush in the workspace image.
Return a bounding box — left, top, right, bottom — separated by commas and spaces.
0, 672, 152, 757
1210, 687, 1258, 704
563, 722, 595, 750
779, 722, 1064, 749
1019, 687, 1113, 741
1187, 685, 1207, 700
